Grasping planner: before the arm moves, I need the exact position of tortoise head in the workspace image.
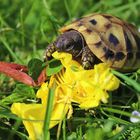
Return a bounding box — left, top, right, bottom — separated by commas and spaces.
54, 30, 84, 57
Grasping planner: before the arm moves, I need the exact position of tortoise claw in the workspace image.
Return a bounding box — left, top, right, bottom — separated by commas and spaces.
81, 48, 95, 70
82, 61, 92, 70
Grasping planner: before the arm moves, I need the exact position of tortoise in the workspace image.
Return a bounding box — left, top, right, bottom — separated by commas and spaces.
45, 13, 140, 71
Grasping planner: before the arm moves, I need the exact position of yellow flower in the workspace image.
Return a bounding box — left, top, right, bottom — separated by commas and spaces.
11, 103, 45, 140
52, 51, 120, 109
11, 80, 72, 140
11, 51, 120, 140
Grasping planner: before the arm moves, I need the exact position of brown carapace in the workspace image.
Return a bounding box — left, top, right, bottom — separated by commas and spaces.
45, 13, 140, 71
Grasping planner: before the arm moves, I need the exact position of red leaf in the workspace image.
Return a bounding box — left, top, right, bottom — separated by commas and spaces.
0, 62, 35, 86
0, 62, 48, 86
0, 62, 28, 72
37, 68, 47, 86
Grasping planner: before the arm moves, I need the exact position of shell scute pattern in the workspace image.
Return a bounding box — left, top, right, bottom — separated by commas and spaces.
60, 13, 140, 71
109, 33, 119, 46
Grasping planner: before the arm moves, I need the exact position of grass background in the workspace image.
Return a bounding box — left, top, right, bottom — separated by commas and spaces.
0, 0, 140, 140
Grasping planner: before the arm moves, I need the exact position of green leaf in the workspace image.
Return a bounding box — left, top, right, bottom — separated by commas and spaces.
0, 84, 36, 105
0, 123, 28, 140
46, 59, 63, 76
28, 58, 45, 81
0, 106, 18, 119
137, 69, 140, 75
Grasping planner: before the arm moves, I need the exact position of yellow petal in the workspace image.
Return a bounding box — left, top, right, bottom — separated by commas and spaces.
11, 82, 72, 140
52, 52, 120, 109
72, 81, 109, 109
11, 103, 44, 140
36, 82, 49, 105
49, 84, 72, 128
11, 97, 71, 140
50, 102, 71, 128
79, 99, 99, 109
52, 51, 81, 68
93, 63, 120, 91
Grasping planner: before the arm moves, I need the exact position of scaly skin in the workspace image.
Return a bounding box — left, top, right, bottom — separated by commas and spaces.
45, 30, 95, 69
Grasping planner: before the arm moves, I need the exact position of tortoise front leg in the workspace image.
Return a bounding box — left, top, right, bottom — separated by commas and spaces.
44, 43, 56, 61
81, 46, 95, 69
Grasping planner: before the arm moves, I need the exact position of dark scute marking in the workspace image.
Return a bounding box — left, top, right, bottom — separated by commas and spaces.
103, 15, 112, 19
90, 19, 97, 25
103, 47, 107, 52
134, 35, 140, 50
115, 52, 125, 61
124, 32, 132, 51
136, 52, 140, 59
86, 28, 92, 33
94, 41, 102, 48
109, 33, 119, 46
127, 52, 133, 60
74, 17, 82, 22
105, 23, 112, 29
103, 48, 115, 59
72, 18, 82, 23
77, 22, 83, 27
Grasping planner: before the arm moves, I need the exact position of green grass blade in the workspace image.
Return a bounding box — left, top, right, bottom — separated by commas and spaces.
20, 9, 25, 48
71, 0, 81, 16
112, 70, 140, 92
102, 107, 132, 117
62, 117, 66, 140
43, 0, 60, 35
64, 0, 72, 21
107, 1, 140, 14
7, 119, 22, 140
43, 83, 56, 140
0, 37, 23, 63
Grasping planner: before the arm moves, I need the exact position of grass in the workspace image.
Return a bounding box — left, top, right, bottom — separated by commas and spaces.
0, 0, 140, 140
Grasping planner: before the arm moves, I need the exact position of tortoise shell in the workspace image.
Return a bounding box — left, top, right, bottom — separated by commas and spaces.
60, 13, 140, 71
